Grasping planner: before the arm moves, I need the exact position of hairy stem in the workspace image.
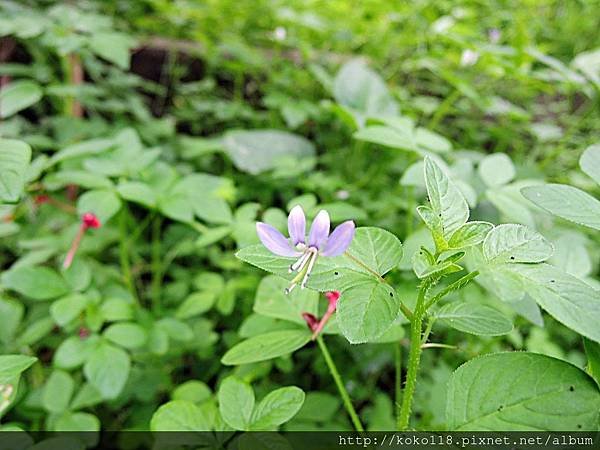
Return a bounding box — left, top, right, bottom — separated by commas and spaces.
398, 279, 431, 430
395, 341, 403, 429
424, 270, 480, 310
316, 336, 364, 432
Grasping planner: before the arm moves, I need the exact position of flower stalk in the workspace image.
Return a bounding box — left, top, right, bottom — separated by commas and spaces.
63, 213, 100, 269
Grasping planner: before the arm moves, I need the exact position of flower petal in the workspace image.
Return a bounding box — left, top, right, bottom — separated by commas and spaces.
308, 210, 330, 249
256, 223, 300, 257
321, 221, 355, 256
287, 205, 306, 246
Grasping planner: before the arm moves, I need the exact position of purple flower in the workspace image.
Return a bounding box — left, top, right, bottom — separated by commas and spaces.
256, 205, 355, 293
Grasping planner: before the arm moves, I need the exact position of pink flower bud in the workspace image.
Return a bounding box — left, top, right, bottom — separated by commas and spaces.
82, 213, 101, 229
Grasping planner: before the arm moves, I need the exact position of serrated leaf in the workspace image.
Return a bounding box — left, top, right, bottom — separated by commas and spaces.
336, 281, 399, 344
448, 222, 493, 249
580, 143, 600, 184
483, 224, 553, 264
250, 386, 305, 430
423, 156, 469, 243
478, 153, 515, 187
0, 80, 43, 118
522, 184, 600, 230
0, 139, 31, 203
221, 330, 311, 365
446, 352, 600, 430
218, 377, 255, 430
435, 302, 513, 336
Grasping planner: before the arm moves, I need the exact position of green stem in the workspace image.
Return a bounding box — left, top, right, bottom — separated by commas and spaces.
395, 341, 402, 430
424, 270, 480, 310
398, 279, 431, 430
316, 336, 364, 432
151, 216, 163, 314
119, 209, 137, 303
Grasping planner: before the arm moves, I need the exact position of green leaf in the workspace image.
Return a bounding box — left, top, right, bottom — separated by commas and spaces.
172, 381, 212, 404
83, 342, 130, 400
103, 323, 147, 349
435, 302, 513, 336
448, 221, 493, 249
48, 138, 115, 167
483, 224, 553, 264
54, 412, 100, 432
478, 153, 515, 187
50, 294, 87, 327
0, 80, 43, 118
221, 329, 311, 366
175, 292, 216, 319
0, 297, 23, 344
423, 156, 469, 244
521, 184, 600, 230
222, 129, 315, 175
580, 143, 600, 185
169, 173, 233, 224
150, 400, 212, 431
1, 266, 70, 300
42, 370, 74, 413
116, 181, 156, 208
584, 338, 600, 386
88, 32, 134, 69
0, 139, 31, 203
254, 275, 318, 325
446, 352, 600, 430
44, 170, 113, 191
415, 128, 452, 153
503, 263, 600, 344
250, 386, 305, 430
53, 336, 99, 370
0, 355, 37, 382
332, 58, 398, 126
353, 125, 415, 152
218, 377, 255, 430
77, 189, 122, 224
337, 281, 399, 344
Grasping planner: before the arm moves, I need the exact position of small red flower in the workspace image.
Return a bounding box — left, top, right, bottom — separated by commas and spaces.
82, 213, 101, 229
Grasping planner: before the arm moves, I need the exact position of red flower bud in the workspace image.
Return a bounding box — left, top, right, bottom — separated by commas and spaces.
302, 312, 319, 331
325, 291, 340, 306
82, 213, 101, 229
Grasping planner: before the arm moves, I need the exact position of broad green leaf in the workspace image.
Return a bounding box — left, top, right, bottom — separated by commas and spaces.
116, 181, 156, 208
70, 384, 103, 411
0, 139, 31, 203
522, 184, 600, 230
150, 400, 212, 431
580, 143, 600, 184
336, 281, 399, 344
42, 370, 74, 413
218, 377, 255, 430
423, 156, 469, 243
353, 125, 415, 152
1, 266, 70, 300
254, 275, 319, 325
83, 342, 130, 400
584, 338, 600, 386
47, 138, 115, 166
435, 302, 513, 336
53, 335, 99, 370
44, 170, 113, 191
415, 128, 452, 153
250, 386, 305, 430
54, 412, 100, 432
0, 80, 43, 118
77, 189, 122, 224
503, 263, 600, 343
446, 352, 600, 430
448, 221, 493, 249
175, 292, 216, 319
332, 58, 398, 126
236, 227, 401, 292
222, 129, 315, 175
483, 224, 553, 263
172, 381, 212, 404
0, 297, 23, 343
89, 32, 134, 69
157, 318, 194, 342
294, 392, 340, 422
221, 329, 311, 365
487, 185, 536, 228
169, 173, 233, 224
478, 153, 515, 187
103, 323, 147, 349
17, 317, 54, 346
50, 294, 87, 327
0, 355, 37, 382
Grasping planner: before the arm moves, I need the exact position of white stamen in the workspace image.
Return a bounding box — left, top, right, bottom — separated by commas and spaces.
301, 251, 318, 289
290, 251, 311, 273
285, 283, 297, 294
